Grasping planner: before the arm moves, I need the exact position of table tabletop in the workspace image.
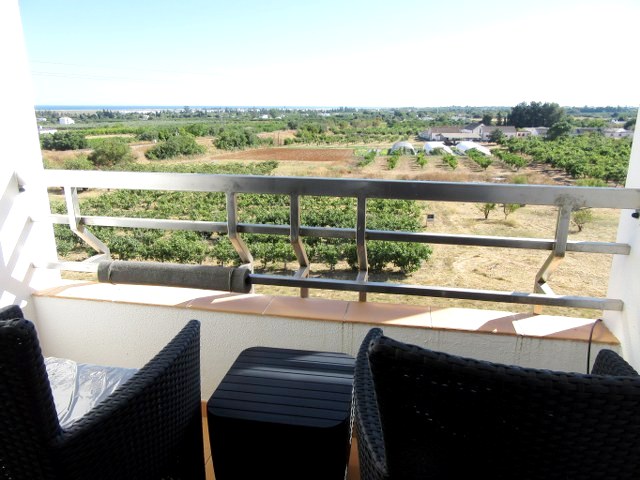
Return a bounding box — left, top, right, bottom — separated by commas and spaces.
208, 346, 355, 428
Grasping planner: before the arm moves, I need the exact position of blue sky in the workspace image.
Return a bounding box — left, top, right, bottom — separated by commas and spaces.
18, 0, 640, 107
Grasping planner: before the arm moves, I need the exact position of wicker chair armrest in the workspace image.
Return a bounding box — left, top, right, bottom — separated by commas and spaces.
354, 328, 389, 480
0, 304, 24, 320
592, 349, 638, 376
55, 320, 203, 479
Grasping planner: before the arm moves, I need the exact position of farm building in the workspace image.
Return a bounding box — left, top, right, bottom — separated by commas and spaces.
423, 141, 454, 155
455, 141, 492, 156
58, 116, 75, 125
480, 125, 517, 141
389, 141, 416, 155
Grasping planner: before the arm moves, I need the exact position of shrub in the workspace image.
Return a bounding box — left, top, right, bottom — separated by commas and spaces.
572, 208, 593, 232
40, 131, 88, 151
415, 152, 428, 168
145, 134, 206, 160
214, 128, 260, 150
575, 178, 607, 187
62, 156, 94, 170
88, 138, 134, 167
502, 203, 522, 219
510, 175, 528, 184
443, 153, 458, 170
478, 203, 496, 219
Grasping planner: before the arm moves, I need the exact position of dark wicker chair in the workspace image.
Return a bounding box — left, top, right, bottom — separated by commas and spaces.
0, 305, 205, 480
354, 327, 640, 480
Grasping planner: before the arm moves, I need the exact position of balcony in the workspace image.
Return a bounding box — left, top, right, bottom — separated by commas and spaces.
5, 163, 639, 477
3, 2, 640, 476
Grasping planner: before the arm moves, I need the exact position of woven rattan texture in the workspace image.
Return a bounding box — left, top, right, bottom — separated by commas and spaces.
357, 328, 640, 480
353, 327, 389, 480
0, 306, 204, 480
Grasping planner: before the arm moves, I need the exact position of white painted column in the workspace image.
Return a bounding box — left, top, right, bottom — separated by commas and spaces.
604, 110, 640, 370
0, 1, 60, 313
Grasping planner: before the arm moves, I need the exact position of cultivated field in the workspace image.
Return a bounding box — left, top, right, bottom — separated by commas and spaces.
45, 136, 620, 319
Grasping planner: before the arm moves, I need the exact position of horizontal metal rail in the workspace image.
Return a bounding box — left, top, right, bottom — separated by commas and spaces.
251, 274, 624, 311
41, 170, 640, 311
48, 214, 630, 255
44, 169, 640, 208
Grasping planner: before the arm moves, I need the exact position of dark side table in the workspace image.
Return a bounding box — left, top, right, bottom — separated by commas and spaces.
207, 346, 355, 480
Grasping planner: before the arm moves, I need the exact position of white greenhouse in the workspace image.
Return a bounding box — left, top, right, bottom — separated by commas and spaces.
389, 141, 416, 155
455, 141, 492, 156
423, 141, 454, 155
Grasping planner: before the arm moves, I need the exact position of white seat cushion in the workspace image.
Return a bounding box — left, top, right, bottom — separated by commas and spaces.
45, 357, 137, 428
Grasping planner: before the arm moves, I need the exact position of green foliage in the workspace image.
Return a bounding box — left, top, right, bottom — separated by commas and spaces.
467, 149, 493, 170
508, 101, 565, 128
502, 203, 522, 219
386, 153, 399, 169
415, 151, 428, 168
478, 203, 496, 219
62, 156, 94, 170
510, 175, 528, 184
489, 129, 506, 143
145, 134, 206, 160
504, 134, 630, 184
442, 153, 458, 170
86, 136, 134, 149
358, 150, 377, 167
40, 131, 88, 150
492, 148, 528, 171
571, 208, 593, 232
345, 241, 431, 274
88, 138, 134, 167
546, 120, 574, 140
52, 184, 431, 274
575, 178, 607, 187
214, 128, 261, 150
429, 147, 444, 156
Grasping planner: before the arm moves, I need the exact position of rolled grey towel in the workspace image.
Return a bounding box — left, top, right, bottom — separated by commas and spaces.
97, 261, 251, 293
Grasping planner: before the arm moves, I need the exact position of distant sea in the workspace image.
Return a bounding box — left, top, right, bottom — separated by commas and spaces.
35, 105, 347, 112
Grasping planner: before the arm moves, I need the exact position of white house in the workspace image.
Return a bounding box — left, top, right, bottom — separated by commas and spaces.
604, 128, 633, 139
58, 116, 75, 125
480, 126, 518, 141
38, 126, 57, 135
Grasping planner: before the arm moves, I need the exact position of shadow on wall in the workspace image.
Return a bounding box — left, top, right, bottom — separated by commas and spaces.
0, 173, 36, 308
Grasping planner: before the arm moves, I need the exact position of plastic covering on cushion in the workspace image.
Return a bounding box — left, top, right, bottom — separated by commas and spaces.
45, 357, 137, 429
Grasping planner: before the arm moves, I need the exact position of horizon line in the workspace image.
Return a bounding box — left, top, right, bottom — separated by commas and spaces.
34, 104, 638, 111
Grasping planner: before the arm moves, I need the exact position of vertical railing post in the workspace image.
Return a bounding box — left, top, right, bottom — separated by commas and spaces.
533, 203, 572, 313
226, 192, 253, 268
290, 194, 310, 298
356, 196, 368, 302
63, 186, 110, 260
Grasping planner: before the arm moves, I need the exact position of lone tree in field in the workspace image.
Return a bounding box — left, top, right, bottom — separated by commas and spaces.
571, 208, 593, 232
88, 138, 134, 168
502, 203, 522, 219
478, 203, 497, 219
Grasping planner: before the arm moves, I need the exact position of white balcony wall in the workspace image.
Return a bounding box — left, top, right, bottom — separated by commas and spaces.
0, 0, 60, 314
32, 292, 613, 398
605, 110, 640, 369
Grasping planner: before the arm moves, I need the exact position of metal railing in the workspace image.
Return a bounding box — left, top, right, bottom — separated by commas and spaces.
39, 169, 640, 311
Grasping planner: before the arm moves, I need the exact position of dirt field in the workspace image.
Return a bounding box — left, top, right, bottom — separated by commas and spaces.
213, 147, 355, 163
